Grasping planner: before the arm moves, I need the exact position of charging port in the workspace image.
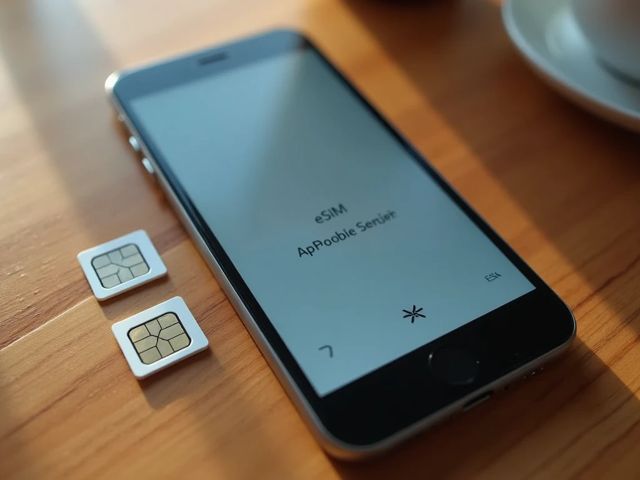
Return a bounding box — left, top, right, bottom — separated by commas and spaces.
463, 391, 493, 412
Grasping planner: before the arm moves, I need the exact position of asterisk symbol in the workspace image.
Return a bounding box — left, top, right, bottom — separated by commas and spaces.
402, 305, 426, 323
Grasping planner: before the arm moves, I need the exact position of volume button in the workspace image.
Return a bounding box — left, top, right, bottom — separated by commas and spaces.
128, 136, 141, 152
141, 157, 155, 176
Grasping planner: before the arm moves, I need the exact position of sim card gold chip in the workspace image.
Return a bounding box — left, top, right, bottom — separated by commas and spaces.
128, 313, 191, 364
92, 244, 150, 289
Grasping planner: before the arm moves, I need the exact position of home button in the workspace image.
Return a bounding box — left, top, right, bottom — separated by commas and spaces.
429, 347, 480, 386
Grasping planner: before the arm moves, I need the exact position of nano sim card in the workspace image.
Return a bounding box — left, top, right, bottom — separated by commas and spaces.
112, 296, 208, 379
77, 230, 166, 300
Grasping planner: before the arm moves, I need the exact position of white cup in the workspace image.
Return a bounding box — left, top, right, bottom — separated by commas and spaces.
571, 0, 640, 80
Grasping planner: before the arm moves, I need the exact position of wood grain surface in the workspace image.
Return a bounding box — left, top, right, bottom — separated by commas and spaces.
1, 0, 639, 478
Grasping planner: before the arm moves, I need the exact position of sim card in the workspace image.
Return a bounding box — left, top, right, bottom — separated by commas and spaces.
111, 296, 209, 378
77, 230, 167, 300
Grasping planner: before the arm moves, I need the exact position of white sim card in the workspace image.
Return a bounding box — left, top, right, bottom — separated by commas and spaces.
111, 296, 209, 379
77, 230, 167, 300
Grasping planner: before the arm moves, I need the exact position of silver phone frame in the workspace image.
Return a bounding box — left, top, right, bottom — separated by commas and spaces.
105, 67, 575, 459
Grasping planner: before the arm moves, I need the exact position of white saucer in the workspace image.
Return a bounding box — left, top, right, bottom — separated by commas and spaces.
502, 0, 640, 132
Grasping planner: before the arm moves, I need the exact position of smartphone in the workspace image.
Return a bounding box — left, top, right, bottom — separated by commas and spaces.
106, 30, 575, 458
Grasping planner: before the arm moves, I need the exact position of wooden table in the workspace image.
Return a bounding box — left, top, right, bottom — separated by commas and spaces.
1, 0, 639, 478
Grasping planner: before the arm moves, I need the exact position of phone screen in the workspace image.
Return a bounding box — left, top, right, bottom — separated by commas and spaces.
129, 46, 534, 396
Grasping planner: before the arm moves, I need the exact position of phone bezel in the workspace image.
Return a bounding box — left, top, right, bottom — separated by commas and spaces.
108, 30, 575, 454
